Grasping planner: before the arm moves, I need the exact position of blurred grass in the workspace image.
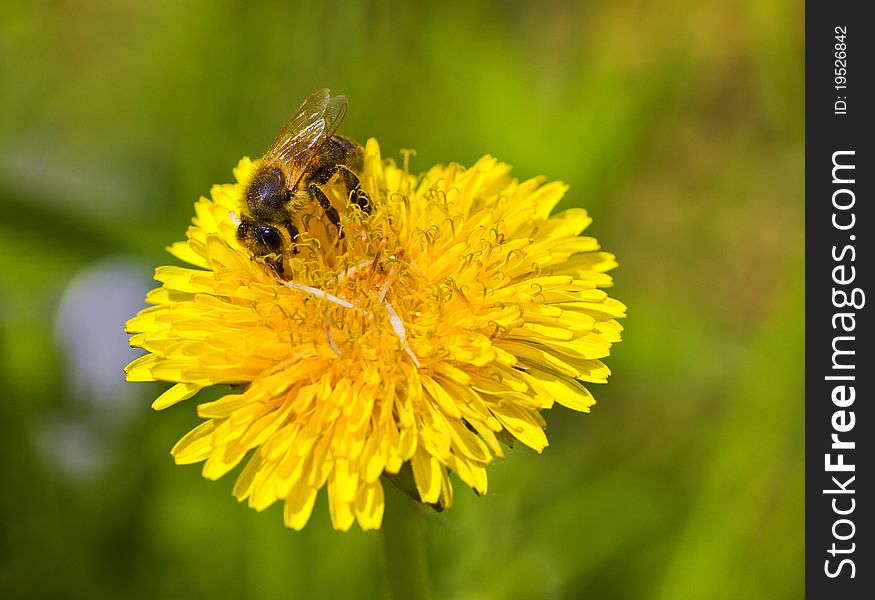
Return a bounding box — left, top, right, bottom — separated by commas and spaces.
1, 0, 802, 598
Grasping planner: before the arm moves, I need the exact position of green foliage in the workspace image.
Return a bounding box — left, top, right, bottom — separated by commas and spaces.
1, 0, 802, 598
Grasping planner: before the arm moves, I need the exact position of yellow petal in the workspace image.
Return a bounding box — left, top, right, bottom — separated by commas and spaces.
284, 480, 318, 531
410, 448, 442, 504
202, 440, 248, 480
328, 473, 356, 532
166, 241, 209, 269
151, 382, 202, 410
354, 479, 385, 530
526, 368, 596, 412
171, 420, 217, 464
489, 401, 548, 452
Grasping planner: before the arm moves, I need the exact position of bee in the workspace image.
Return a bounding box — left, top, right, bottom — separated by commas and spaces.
236, 89, 370, 277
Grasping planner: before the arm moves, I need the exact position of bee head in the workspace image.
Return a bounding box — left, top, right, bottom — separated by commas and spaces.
236, 218, 293, 278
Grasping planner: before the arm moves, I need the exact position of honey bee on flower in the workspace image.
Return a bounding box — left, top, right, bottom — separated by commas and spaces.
232, 89, 370, 278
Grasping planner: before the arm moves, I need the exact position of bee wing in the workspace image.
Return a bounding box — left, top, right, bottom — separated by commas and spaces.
262, 89, 349, 188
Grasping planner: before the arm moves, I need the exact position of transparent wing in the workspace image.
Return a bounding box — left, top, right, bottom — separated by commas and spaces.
262, 89, 348, 187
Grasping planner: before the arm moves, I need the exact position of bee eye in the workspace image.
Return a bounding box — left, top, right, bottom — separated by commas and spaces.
255, 225, 284, 253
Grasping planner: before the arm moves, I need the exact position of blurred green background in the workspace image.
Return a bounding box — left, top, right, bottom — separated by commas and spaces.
1, 1, 802, 598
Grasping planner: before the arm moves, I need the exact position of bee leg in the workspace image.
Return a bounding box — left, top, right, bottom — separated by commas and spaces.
312, 162, 371, 214
267, 256, 286, 279
308, 183, 343, 234
336, 165, 371, 214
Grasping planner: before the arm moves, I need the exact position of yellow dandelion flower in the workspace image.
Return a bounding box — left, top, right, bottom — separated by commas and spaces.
126, 138, 625, 531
